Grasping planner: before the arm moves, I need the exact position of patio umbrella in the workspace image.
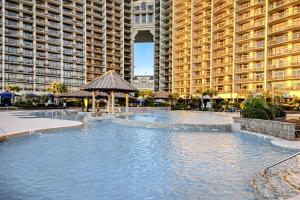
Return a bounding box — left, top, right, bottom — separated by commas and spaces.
47, 93, 55, 98
0, 92, 13, 98
26, 93, 39, 98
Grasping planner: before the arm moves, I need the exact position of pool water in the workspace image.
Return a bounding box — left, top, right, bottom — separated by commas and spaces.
0, 119, 297, 200
128, 111, 235, 124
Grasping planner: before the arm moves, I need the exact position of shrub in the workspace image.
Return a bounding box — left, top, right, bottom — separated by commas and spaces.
241, 98, 274, 120
66, 99, 82, 107
273, 106, 286, 118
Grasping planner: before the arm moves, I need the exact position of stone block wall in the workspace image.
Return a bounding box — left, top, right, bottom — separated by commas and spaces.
233, 117, 296, 140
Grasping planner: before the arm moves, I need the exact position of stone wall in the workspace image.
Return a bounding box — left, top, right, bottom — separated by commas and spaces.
233, 117, 296, 140
125, 107, 171, 112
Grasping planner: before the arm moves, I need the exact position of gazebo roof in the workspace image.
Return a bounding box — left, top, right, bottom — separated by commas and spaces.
153, 91, 170, 99
82, 70, 138, 92
57, 90, 135, 99
114, 93, 135, 99
58, 90, 108, 98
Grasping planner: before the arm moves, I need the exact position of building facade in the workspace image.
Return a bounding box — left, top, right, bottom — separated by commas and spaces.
154, 0, 172, 93
169, 0, 300, 98
0, 0, 133, 93
132, 0, 154, 43
132, 74, 154, 90
2, 0, 300, 97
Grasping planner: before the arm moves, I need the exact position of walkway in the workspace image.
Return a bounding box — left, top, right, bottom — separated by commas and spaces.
0, 111, 83, 139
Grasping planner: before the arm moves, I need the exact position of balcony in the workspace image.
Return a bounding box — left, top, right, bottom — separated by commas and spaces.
269, 0, 299, 11
269, 20, 300, 34
236, 0, 264, 12
269, 8, 300, 22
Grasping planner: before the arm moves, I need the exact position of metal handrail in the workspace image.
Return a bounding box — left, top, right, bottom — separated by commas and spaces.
265, 152, 300, 172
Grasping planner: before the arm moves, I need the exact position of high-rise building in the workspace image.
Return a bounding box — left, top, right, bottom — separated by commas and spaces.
169, 0, 300, 98
0, 0, 133, 93
154, 0, 172, 92
2, 0, 300, 97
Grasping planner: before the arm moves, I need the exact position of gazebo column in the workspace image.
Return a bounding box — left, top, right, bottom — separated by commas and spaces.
84, 98, 88, 112
107, 94, 111, 113
92, 91, 96, 114
111, 91, 115, 114
125, 93, 129, 113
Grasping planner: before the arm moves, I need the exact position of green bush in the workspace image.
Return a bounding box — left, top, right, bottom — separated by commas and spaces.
241, 98, 274, 120
273, 106, 286, 118
171, 105, 190, 110
66, 99, 82, 107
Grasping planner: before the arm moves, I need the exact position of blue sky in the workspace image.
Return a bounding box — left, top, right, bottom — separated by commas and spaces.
134, 43, 154, 75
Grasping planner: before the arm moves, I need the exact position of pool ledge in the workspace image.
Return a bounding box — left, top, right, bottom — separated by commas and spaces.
0, 111, 83, 142
0, 123, 83, 141
111, 117, 232, 132
232, 123, 300, 150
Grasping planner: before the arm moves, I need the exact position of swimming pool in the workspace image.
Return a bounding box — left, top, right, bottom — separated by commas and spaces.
0, 113, 298, 200
126, 111, 236, 124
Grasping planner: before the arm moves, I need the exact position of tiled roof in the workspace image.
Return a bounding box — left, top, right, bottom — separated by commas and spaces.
82, 70, 138, 92
58, 90, 135, 99
58, 90, 108, 98
153, 91, 170, 99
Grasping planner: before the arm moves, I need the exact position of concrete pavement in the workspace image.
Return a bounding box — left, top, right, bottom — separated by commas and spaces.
0, 111, 83, 139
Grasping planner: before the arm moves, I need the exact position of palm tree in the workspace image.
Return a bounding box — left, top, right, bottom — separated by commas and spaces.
138, 89, 153, 98
6, 85, 21, 103
6, 85, 21, 93
203, 88, 218, 110
195, 88, 206, 109
47, 82, 68, 95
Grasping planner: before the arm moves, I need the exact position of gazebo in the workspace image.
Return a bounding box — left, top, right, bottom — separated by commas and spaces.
153, 91, 170, 100
81, 70, 138, 114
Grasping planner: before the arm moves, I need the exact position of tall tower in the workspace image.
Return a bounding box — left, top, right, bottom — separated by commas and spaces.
154, 0, 173, 92
0, 0, 133, 93
86, 0, 133, 83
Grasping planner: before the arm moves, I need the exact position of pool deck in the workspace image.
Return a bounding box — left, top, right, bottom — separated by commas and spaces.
0, 111, 83, 140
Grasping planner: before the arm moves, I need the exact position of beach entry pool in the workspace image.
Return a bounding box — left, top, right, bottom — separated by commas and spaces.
0, 111, 298, 200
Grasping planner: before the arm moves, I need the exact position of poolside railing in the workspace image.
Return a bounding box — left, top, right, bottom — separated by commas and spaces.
265, 152, 300, 172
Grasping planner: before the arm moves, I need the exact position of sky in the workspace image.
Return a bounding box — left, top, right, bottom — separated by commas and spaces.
134, 43, 154, 75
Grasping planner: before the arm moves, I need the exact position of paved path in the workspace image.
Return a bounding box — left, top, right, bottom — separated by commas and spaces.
0, 111, 83, 138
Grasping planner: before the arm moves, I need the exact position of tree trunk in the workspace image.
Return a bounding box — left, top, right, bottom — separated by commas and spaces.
200, 95, 204, 109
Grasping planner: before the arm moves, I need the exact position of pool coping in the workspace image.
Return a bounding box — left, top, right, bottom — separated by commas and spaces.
0, 124, 83, 142
110, 117, 233, 132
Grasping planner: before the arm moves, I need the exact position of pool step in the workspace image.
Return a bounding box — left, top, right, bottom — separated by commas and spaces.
251, 157, 300, 199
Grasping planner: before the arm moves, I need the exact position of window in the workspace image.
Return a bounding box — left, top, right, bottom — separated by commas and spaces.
5, 46, 18, 53
5, 19, 18, 26
142, 14, 146, 23
135, 14, 139, 24
6, 10, 18, 17
141, 2, 146, 11
147, 5, 153, 11
148, 14, 153, 23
